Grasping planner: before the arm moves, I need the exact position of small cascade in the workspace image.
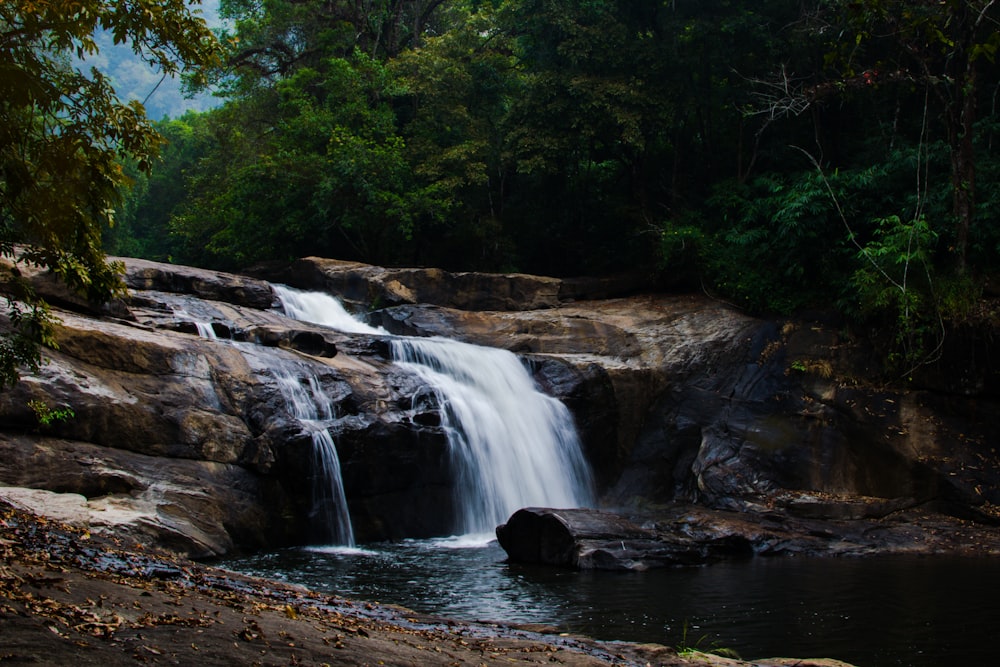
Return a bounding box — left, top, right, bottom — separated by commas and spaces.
391, 337, 595, 535
171, 303, 218, 339
270, 359, 355, 546
194, 322, 218, 339
274, 284, 385, 335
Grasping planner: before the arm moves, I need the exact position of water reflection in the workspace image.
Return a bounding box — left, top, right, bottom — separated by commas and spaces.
222, 540, 999, 667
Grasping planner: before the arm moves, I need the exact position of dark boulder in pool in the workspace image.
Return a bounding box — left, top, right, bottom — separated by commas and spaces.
497, 499, 1000, 571
496, 507, 753, 571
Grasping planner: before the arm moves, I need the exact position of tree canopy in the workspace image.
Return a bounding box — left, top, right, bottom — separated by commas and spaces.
89, 0, 1000, 372
0, 0, 220, 386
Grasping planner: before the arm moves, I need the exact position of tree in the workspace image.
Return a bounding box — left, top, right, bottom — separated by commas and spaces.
107, 113, 216, 262
816, 0, 1000, 274
0, 1, 220, 386
161, 0, 460, 269
170, 54, 437, 268
390, 1, 520, 269
217, 0, 451, 83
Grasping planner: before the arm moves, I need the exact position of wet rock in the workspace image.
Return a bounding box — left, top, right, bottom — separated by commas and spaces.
120, 256, 276, 309
496, 507, 753, 571
497, 501, 1000, 570
241, 324, 339, 357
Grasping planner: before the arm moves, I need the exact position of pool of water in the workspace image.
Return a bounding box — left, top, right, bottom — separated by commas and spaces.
221, 537, 999, 666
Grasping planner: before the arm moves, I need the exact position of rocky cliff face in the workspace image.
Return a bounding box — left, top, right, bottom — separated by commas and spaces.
0, 258, 455, 556
1, 256, 997, 560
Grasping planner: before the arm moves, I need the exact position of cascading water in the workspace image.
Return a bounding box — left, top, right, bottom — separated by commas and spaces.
194, 322, 217, 339
275, 284, 386, 335
170, 292, 354, 545
391, 337, 595, 535
269, 358, 355, 546
273, 284, 595, 537
172, 303, 218, 339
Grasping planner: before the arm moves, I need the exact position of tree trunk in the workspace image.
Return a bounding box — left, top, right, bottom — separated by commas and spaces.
949, 53, 978, 275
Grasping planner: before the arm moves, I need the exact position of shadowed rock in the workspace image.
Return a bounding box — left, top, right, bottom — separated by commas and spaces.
497, 501, 1000, 570
496, 507, 753, 571
2, 255, 999, 561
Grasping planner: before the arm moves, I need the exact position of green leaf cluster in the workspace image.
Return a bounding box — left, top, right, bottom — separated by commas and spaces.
1, 1, 221, 386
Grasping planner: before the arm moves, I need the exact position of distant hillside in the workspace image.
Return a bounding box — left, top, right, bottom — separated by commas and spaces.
80, 1, 223, 120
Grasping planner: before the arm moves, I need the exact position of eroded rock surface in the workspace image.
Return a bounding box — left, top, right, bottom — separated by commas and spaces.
1, 255, 998, 563
0, 259, 453, 556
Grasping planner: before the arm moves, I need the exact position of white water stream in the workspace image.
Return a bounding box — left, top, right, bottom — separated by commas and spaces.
185, 290, 355, 545
269, 359, 355, 546
273, 284, 595, 539
276, 285, 387, 335
392, 337, 594, 535
194, 322, 217, 339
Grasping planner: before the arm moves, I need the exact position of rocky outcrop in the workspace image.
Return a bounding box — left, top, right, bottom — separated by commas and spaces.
120, 256, 276, 310
1, 255, 998, 563
250, 256, 648, 312
360, 293, 1000, 526
0, 258, 456, 556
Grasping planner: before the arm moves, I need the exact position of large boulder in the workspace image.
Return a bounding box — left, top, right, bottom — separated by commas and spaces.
120, 257, 276, 309
496, 502, 1000, 571
495, 507, 753, 570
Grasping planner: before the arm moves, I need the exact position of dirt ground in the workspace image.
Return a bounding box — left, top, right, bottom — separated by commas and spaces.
0, 500, 851, 667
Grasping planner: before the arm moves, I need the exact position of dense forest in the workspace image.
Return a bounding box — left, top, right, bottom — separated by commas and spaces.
6, 1, 1000, 378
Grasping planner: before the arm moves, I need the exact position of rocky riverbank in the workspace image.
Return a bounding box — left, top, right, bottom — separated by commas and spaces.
496, 504, 1000, 570
0, 499, 853, 667
2, 253, 995, 665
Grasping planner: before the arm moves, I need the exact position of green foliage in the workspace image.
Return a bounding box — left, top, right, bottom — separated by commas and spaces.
1, 1, 220, 385
671, 168, 863, 314
676, 619, 742, 661
817, 0, 1000, 272
0, 283, 54, 389
389, 2, 518, 268
27, 400, 75, 428
851, 214, 948, 370
165, 45, 452, 269
107, 113, 214, 260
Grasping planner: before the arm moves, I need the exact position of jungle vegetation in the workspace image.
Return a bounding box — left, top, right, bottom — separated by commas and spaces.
5, 1, 1000, 381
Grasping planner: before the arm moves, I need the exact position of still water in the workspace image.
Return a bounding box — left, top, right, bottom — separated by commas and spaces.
223, 537, 998, 667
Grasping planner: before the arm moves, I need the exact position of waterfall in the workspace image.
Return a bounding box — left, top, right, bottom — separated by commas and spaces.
275, 284, 385, 335
270, 358, 355, 546
273, 285, 595, 538
169, 290, 355, 545
194, 322, 217, 339
392, 337, 595, 535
